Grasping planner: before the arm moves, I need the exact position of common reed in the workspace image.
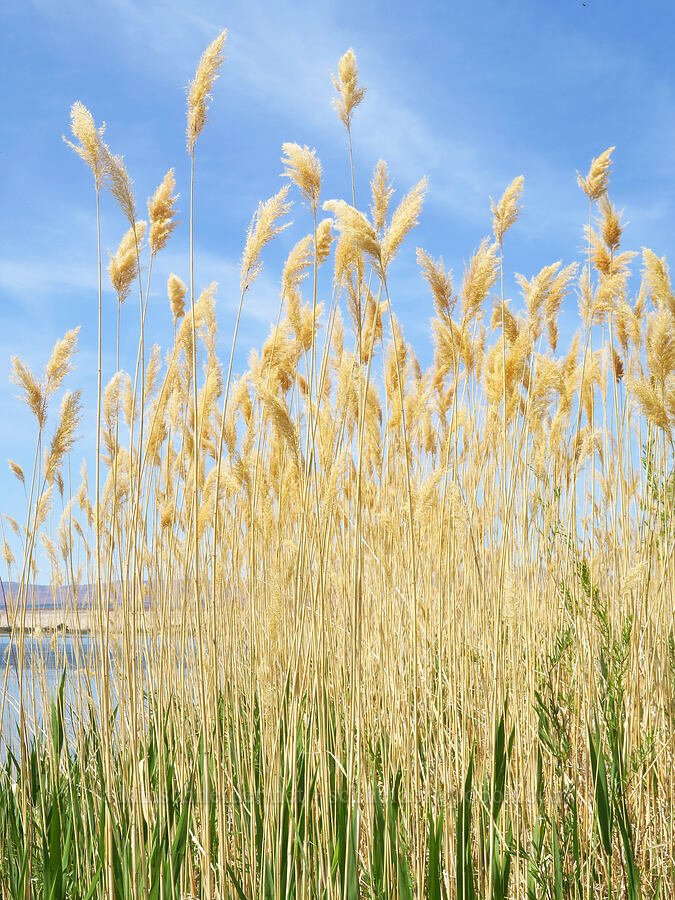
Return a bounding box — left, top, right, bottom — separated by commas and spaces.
2, 31, 675, 900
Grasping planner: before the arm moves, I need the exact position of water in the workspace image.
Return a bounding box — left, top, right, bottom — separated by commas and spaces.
1, 631, 204, 759
1, 633, 98, 757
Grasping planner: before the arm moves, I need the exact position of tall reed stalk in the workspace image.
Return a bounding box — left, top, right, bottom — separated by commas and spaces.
2, 33, 675, 900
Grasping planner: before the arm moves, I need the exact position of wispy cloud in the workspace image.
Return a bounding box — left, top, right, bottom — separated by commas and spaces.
0, 259, 97, 304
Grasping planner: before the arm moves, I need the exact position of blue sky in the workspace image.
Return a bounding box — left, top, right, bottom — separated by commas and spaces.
1, 0, 674, 576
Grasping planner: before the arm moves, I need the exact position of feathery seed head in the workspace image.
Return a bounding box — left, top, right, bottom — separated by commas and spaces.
380, 177, 428, 270
2, 540, 15, 570
646, 306, 675, 381
104, 148, 137, 225
490, 300, 520, 344
298, 301, 324, 353
587, 227, 612, 275
315, 217, 334, 265
35, 486, 53, 529
370, 160, 394, 234
544, 262, 578, 351
460, 239, 499, 324
102, 371, 123, 435
516, 261, 573, 340
417, 249, 454, 322
252, 321, 298, 393
45, 390, 83, 484
8, 460, 25, 485
121, 373, 137, 428
282, 235, 313, 321
598, 194, 623, 250
241, 185, 292, 292
148, 169, 179, 254
233, 377, 253, 425
168, 274, 187, 325
281, 143, 322, 210
45, 327, 81, 397
255, 379, 302, 469
615, 300, 640, 353
323, 199, 380, 265
627, 367, 670, 434
144, 344, 164, 407
333, 233, 363, 295
331, 48, 366, 130
611, 346, 624, 382
642, 247, 675, 318
11, 358, 46, 426
64, 102, 106, 182
491, 175, 524, 242
578, 147, 614, 201
108, 222, 146, 303
194, 283, 219, 354
591, 271, 629, 325
4, 516, 21, 538
361, 295, 385, 362
186, 30, 227, 154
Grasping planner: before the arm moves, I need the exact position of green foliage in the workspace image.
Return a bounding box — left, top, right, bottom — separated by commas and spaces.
0, 677, 666, 898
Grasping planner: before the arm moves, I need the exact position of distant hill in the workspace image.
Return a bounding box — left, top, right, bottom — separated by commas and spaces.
1, 582, 95, 610
0, 582, 160, 611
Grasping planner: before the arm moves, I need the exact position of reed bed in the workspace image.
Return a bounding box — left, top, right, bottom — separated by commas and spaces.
1, 31, 675, 899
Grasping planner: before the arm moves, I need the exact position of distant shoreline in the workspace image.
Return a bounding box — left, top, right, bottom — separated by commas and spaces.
0, 623, 92, 637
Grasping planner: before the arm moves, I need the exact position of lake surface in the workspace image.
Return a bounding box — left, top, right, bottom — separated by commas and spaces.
1, 633, 100, 757
1, 631, 203, 758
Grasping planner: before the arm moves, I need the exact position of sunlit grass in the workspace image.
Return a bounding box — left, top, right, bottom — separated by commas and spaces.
2, 32, 675, 899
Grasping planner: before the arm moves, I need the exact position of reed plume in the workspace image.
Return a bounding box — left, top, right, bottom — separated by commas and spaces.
380, 177, 428, 270
44, 390, 83, 484
187, 30, 227, 154
491, 174, 524, 242
5, 37, 675, 900
63, 102, 107, 183
240, 186, 292, 291
45, 327, 81, 397
108, 222, 147, 303
168, 274, 187, 325
8, 460, 25, 486
281, 143, 322, 211
10, 358, 45, 426
148, 169, 179, 255
104, 149, 137, 225
331, 48, 366, 129
578, 146, 615, 200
